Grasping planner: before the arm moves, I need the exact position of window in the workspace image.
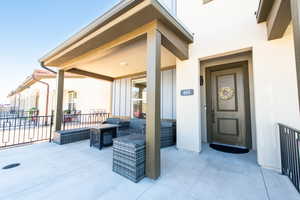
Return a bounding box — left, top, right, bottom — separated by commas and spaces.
132, 78, 147, 119
67, 91, 77, 111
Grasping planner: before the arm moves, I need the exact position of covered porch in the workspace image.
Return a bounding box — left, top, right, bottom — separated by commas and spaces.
40, 0, 193, 179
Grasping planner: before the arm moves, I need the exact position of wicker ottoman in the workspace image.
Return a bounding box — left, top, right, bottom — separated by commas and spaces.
112, 134, 146, 183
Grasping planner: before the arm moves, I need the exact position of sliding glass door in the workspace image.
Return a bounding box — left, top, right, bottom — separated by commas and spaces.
132, 78, 147, 119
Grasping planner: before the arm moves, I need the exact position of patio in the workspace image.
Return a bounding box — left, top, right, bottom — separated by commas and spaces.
0, 141, 299, 200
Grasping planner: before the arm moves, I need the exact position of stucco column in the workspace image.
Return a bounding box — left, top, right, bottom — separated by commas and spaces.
176, 58, 202, 153
146, 29, 161, 179
54, 70, 64, 132
291, 0, 300, 109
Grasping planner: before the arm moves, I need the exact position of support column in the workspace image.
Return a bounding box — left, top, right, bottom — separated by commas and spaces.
291, 0, 300, 110
146, 29, 161, 179
54, 70, 64, 132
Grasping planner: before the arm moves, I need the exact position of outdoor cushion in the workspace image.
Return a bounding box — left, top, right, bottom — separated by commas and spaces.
129, 119, 146, 130
113, 134, 145, 149
108, 118, 175, 148
103, 118, 122, 124
109, 118, 146, 137
118, 128, 144, 137
103, 118, 130, 129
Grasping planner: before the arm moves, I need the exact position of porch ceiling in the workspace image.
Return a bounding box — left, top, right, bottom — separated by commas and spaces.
39, 0, 193, 76
65, 36, 176, 78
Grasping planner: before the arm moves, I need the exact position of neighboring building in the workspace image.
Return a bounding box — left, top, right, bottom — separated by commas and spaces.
38, 0, 300, 179
8, 70, 111, 116
0, 104, 10, 113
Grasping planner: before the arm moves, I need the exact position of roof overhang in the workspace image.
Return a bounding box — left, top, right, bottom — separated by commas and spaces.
39, 0, 194, 67
257, 0, 275, 23
8, 75, 38, 97
256, 0, 291, 40
8, 70, 83, 97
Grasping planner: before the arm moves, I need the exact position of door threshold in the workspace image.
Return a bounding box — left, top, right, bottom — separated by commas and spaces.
211, 142, 248, 149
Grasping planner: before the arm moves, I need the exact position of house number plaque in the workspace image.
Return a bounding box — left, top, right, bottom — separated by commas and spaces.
180, 89, 194, 96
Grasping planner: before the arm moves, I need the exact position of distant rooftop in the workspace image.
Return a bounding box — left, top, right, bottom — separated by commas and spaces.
8, 69, 83, 97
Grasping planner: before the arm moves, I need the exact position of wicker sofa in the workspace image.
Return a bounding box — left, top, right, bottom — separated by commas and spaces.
103, 118, 129, 127
103, 118, 131, 137
117, 119, 146, 137
52, 118, 176, 147
117, 118, 176, 148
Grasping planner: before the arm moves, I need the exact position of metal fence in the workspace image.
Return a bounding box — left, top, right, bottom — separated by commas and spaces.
0, 112, 110, 149
0, 114, 53, 149
0, 110, 39, 119
278, 123, 300, 192
63, 113, 110, 130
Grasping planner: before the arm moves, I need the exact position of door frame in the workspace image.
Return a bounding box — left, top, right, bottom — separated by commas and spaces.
205, 61, 252, 148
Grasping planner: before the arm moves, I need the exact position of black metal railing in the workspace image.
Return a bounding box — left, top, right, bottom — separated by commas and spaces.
0, 114, 53, 149
278, 123, 300, 192
0, 111, 11, 118
0, 110, 39, 119
63, 112, 110, 130
0, 112, 110, 149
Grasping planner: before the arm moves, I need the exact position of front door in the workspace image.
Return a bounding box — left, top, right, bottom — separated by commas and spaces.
207, 64, 250, 148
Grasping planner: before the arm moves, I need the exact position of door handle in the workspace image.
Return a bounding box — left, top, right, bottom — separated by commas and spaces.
212, 110, 215, 123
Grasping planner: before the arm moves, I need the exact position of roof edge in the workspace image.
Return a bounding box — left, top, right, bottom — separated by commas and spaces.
151, 0, 193, 42
256, 0, 275, 23
8, 70, 83, 96
39, 0, 194, 65
39, 0, 142, 64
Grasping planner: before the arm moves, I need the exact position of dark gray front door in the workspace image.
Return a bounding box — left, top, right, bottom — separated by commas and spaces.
209, 66, 248, 147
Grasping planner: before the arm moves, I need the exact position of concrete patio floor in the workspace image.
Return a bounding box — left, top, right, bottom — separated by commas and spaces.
0, 140, 299, 200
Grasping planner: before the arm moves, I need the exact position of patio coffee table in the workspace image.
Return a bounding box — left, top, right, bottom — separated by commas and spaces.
90, 124, 119, 150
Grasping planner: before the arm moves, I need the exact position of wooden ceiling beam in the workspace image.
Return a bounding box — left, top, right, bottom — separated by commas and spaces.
67, 68, 114, 82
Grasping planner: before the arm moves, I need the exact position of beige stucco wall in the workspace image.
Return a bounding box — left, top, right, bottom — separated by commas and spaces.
9, 87, 39, 112
10, 77, 112, 116
176, 0, 300, 170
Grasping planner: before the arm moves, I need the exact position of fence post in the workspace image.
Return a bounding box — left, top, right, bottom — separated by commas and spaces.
63, 114, 66, 130
49, 111, 54, 143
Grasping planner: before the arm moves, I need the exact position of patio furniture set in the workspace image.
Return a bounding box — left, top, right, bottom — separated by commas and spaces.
52, 118, 176, 182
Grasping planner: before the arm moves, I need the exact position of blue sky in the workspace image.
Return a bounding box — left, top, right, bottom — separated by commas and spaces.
0, 0, 120, 104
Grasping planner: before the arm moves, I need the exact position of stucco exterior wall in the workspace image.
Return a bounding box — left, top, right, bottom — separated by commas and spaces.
62, 78, 112, 114
9, 86, 39, 112
176, 0, 300, 170
10, 77, 112, 116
